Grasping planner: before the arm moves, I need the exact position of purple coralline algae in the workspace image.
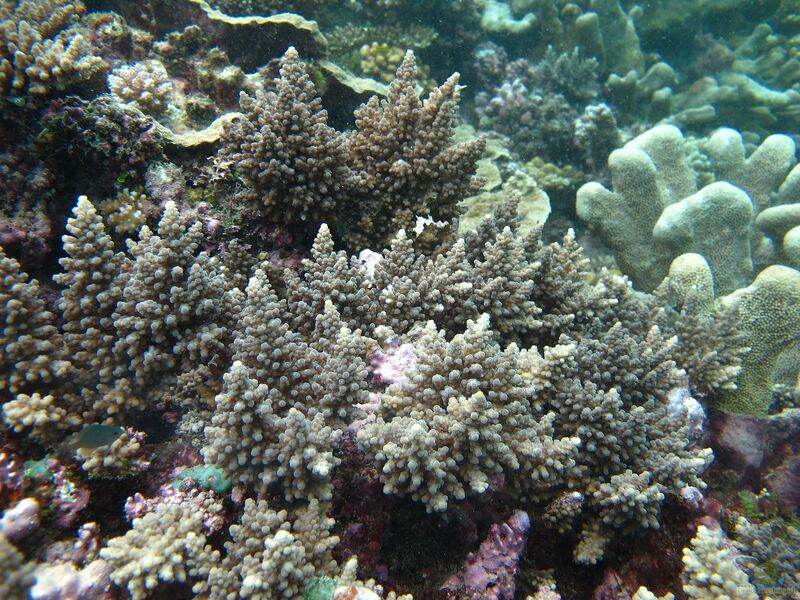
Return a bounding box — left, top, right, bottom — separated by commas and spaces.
442, 510, 531, 599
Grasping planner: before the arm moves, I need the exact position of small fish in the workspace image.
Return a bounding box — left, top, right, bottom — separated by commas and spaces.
66, 424, 124, 452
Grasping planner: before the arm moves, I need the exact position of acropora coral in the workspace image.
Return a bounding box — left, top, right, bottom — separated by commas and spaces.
1, 2, 799, 599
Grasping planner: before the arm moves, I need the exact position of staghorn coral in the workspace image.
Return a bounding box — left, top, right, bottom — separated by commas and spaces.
218, 46, 354, 227
206, 498, 338, 599
0, 533, 34, 599
0, 0, 106, 101
202, 360, 343, 502
681, 525, 758, 600
202, 261, 370, 501
2, 196, 745, 577
217, 47, 483, 249
1, 197, 236, 439
100, 502, 220, 599
0, 247, 70, 401
633, 524, 759, 600
342, 49, 485, 249
357, 315, 581, 512
474, 47, 601, 163
573, 102, 623, 174
97, 188, 150, 236
192, 196, 739, 562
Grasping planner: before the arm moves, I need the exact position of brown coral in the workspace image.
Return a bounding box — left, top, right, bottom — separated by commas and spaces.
343, 50, 485, 248
218, 46, 354, 226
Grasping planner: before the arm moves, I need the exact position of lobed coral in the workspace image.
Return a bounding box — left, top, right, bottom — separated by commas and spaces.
578, 124, 800, 294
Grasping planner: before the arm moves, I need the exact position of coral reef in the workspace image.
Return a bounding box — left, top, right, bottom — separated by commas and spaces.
1, 2, 799, 599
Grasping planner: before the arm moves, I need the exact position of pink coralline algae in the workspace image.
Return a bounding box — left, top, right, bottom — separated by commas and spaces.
0, 497, 40, 542
369, 340, 417, 387
124, 480, 225, 534
442, 510, 531, 600
49, 461, 90, 528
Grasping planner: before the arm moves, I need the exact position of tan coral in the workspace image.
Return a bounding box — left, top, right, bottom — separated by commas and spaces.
0, 0, 106, 98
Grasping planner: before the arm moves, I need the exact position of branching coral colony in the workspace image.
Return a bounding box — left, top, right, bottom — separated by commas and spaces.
0, 40, 754, 599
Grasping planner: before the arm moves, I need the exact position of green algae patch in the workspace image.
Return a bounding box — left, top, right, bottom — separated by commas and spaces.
173, 465, 232, 494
